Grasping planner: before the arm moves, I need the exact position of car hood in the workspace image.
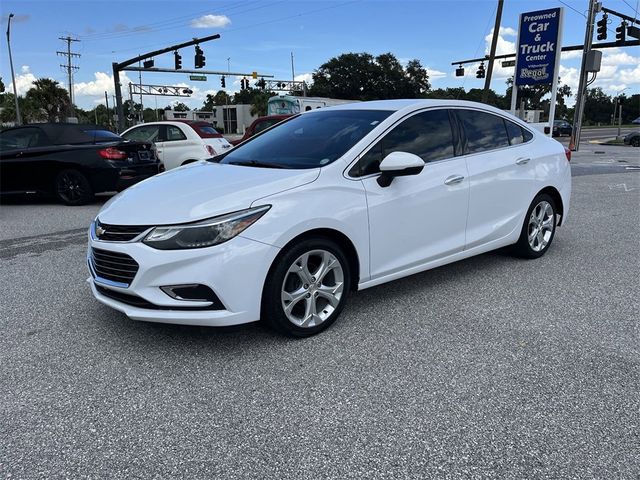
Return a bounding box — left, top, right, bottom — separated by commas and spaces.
98, 161, 320, 225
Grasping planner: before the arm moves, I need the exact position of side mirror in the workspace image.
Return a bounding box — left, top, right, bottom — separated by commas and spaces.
377, 151, 425, 187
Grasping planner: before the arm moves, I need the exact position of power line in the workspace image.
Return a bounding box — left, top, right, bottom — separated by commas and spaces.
81, 1, 278, 42
79, 0, 246, 38
101, 0, 358, 56
457, 1, 497, 95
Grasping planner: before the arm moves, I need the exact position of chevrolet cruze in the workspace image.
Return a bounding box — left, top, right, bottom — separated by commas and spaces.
87, 100, 571, 336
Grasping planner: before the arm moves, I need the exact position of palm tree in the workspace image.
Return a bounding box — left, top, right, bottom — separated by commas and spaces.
25, 78, 72, 122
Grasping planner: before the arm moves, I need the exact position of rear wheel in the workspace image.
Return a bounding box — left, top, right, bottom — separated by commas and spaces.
55, 169, 94, 206
512, 194, 557, 259
262, 238, 351, 337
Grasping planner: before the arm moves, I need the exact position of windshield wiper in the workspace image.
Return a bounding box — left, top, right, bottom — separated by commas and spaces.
228, 160, 285, 169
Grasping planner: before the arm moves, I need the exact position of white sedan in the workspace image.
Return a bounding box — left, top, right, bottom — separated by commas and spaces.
88, 100, 571, 337
121, 121, 231, 170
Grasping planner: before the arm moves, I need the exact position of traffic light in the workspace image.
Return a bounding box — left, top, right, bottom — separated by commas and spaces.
194, 45, 205, 69
257, 78, 266, 89
616, 21, 627, 43
220, 75, 226, 88
240, 78, 249, 89
596, 13, 608, 41
476, 62, 485, 79
174, 51, 182, 70
455, 64, 464, 77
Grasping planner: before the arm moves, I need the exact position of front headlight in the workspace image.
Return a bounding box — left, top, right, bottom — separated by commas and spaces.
143, 205, 270, 250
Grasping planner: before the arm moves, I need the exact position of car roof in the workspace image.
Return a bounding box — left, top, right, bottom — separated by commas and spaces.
314, 99, 516, 115
2, 123, 120, 144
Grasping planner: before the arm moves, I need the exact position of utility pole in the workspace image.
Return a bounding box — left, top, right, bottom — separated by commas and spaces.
291, 52, 295, 82
482, 0, 504, 104
571, 0, 599, 151
105, 91, 111, 128
57, 36, 80, 116
138, 59, 144, 123
6, 13, 21, 125
617, 97, 623, 138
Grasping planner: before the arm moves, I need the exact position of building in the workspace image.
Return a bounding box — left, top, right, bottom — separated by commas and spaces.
163, 104, 257, 134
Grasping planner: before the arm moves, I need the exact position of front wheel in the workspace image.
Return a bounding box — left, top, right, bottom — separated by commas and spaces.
512, 194, 557, 259
631, 137, 640, 147
262, 238, 351, 337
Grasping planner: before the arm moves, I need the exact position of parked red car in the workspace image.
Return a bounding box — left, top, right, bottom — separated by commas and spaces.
230, 115, 292, 146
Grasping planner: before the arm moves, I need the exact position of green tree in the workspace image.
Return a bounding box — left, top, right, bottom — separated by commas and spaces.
172, 102, 190, 112
308, 52, 430, 100
621, 94, 639, 124
24, 78, 72, 122
583, 87, 613, 125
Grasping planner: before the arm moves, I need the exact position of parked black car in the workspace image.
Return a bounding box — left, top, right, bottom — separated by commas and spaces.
0, 123, 161, 205
623, 131, 640, 147
552, 120, 573, 137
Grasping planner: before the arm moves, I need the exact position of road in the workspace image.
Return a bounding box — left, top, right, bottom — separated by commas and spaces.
1, 150, 639, 478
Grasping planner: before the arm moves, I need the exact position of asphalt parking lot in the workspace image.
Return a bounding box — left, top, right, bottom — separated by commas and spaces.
1, 146, 639, 478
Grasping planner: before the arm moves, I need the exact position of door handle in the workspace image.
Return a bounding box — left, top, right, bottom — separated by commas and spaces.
516, 157, 531, 165
444, 175, 465, 186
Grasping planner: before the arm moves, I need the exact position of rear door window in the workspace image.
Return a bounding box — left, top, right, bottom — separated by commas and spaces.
165, 125, 187, 141
351, 109, 455, 177
457, 109, 510, 154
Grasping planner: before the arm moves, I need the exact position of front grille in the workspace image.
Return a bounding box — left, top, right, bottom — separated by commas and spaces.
90, 248, 139, 286
95, 221, 150, 242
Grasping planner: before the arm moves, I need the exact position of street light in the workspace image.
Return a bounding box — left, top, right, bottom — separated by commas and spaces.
6, 13, 22, 125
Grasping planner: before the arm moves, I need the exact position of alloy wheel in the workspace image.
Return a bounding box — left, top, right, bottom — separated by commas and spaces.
281, 249, 344, 328
56, 171, 88, 203
527, 201, 555, 252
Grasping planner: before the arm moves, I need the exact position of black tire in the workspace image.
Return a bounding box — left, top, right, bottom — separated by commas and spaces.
55, 169, 94, 206
512, 193, 557, 259
262, 237, 351, 337
631, 137, 640, 147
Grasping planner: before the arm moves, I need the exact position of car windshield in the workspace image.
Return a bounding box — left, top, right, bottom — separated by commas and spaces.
219, 109, 392, 169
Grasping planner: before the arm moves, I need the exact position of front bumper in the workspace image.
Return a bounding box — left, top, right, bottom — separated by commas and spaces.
87, 233, 280, 327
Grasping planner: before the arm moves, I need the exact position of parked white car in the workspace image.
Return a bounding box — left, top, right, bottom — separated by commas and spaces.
88, 100, 571, 337
121, 121, 231, 170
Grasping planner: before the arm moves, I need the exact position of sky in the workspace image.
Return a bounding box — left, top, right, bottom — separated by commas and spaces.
1, 0, 639, 110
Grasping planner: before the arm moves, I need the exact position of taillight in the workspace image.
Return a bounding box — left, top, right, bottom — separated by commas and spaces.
98, 147, 128, 160
206, 145, 215, 156
564, 147, 571, 162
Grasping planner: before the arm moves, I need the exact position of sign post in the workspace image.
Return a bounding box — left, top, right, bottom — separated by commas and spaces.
510, 7, 564, 135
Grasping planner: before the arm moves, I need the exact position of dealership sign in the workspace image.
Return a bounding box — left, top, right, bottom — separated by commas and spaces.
514, 7, 563, 86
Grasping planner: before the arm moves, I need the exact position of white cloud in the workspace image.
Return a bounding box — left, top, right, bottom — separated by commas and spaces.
190, 15, 231, 28
294, 73, 313, 84
74, 71, 133, 98
427, 68, 447, 81
560, 50, 583, 60
9, 69, 37, 96
485, 27, 516, 57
